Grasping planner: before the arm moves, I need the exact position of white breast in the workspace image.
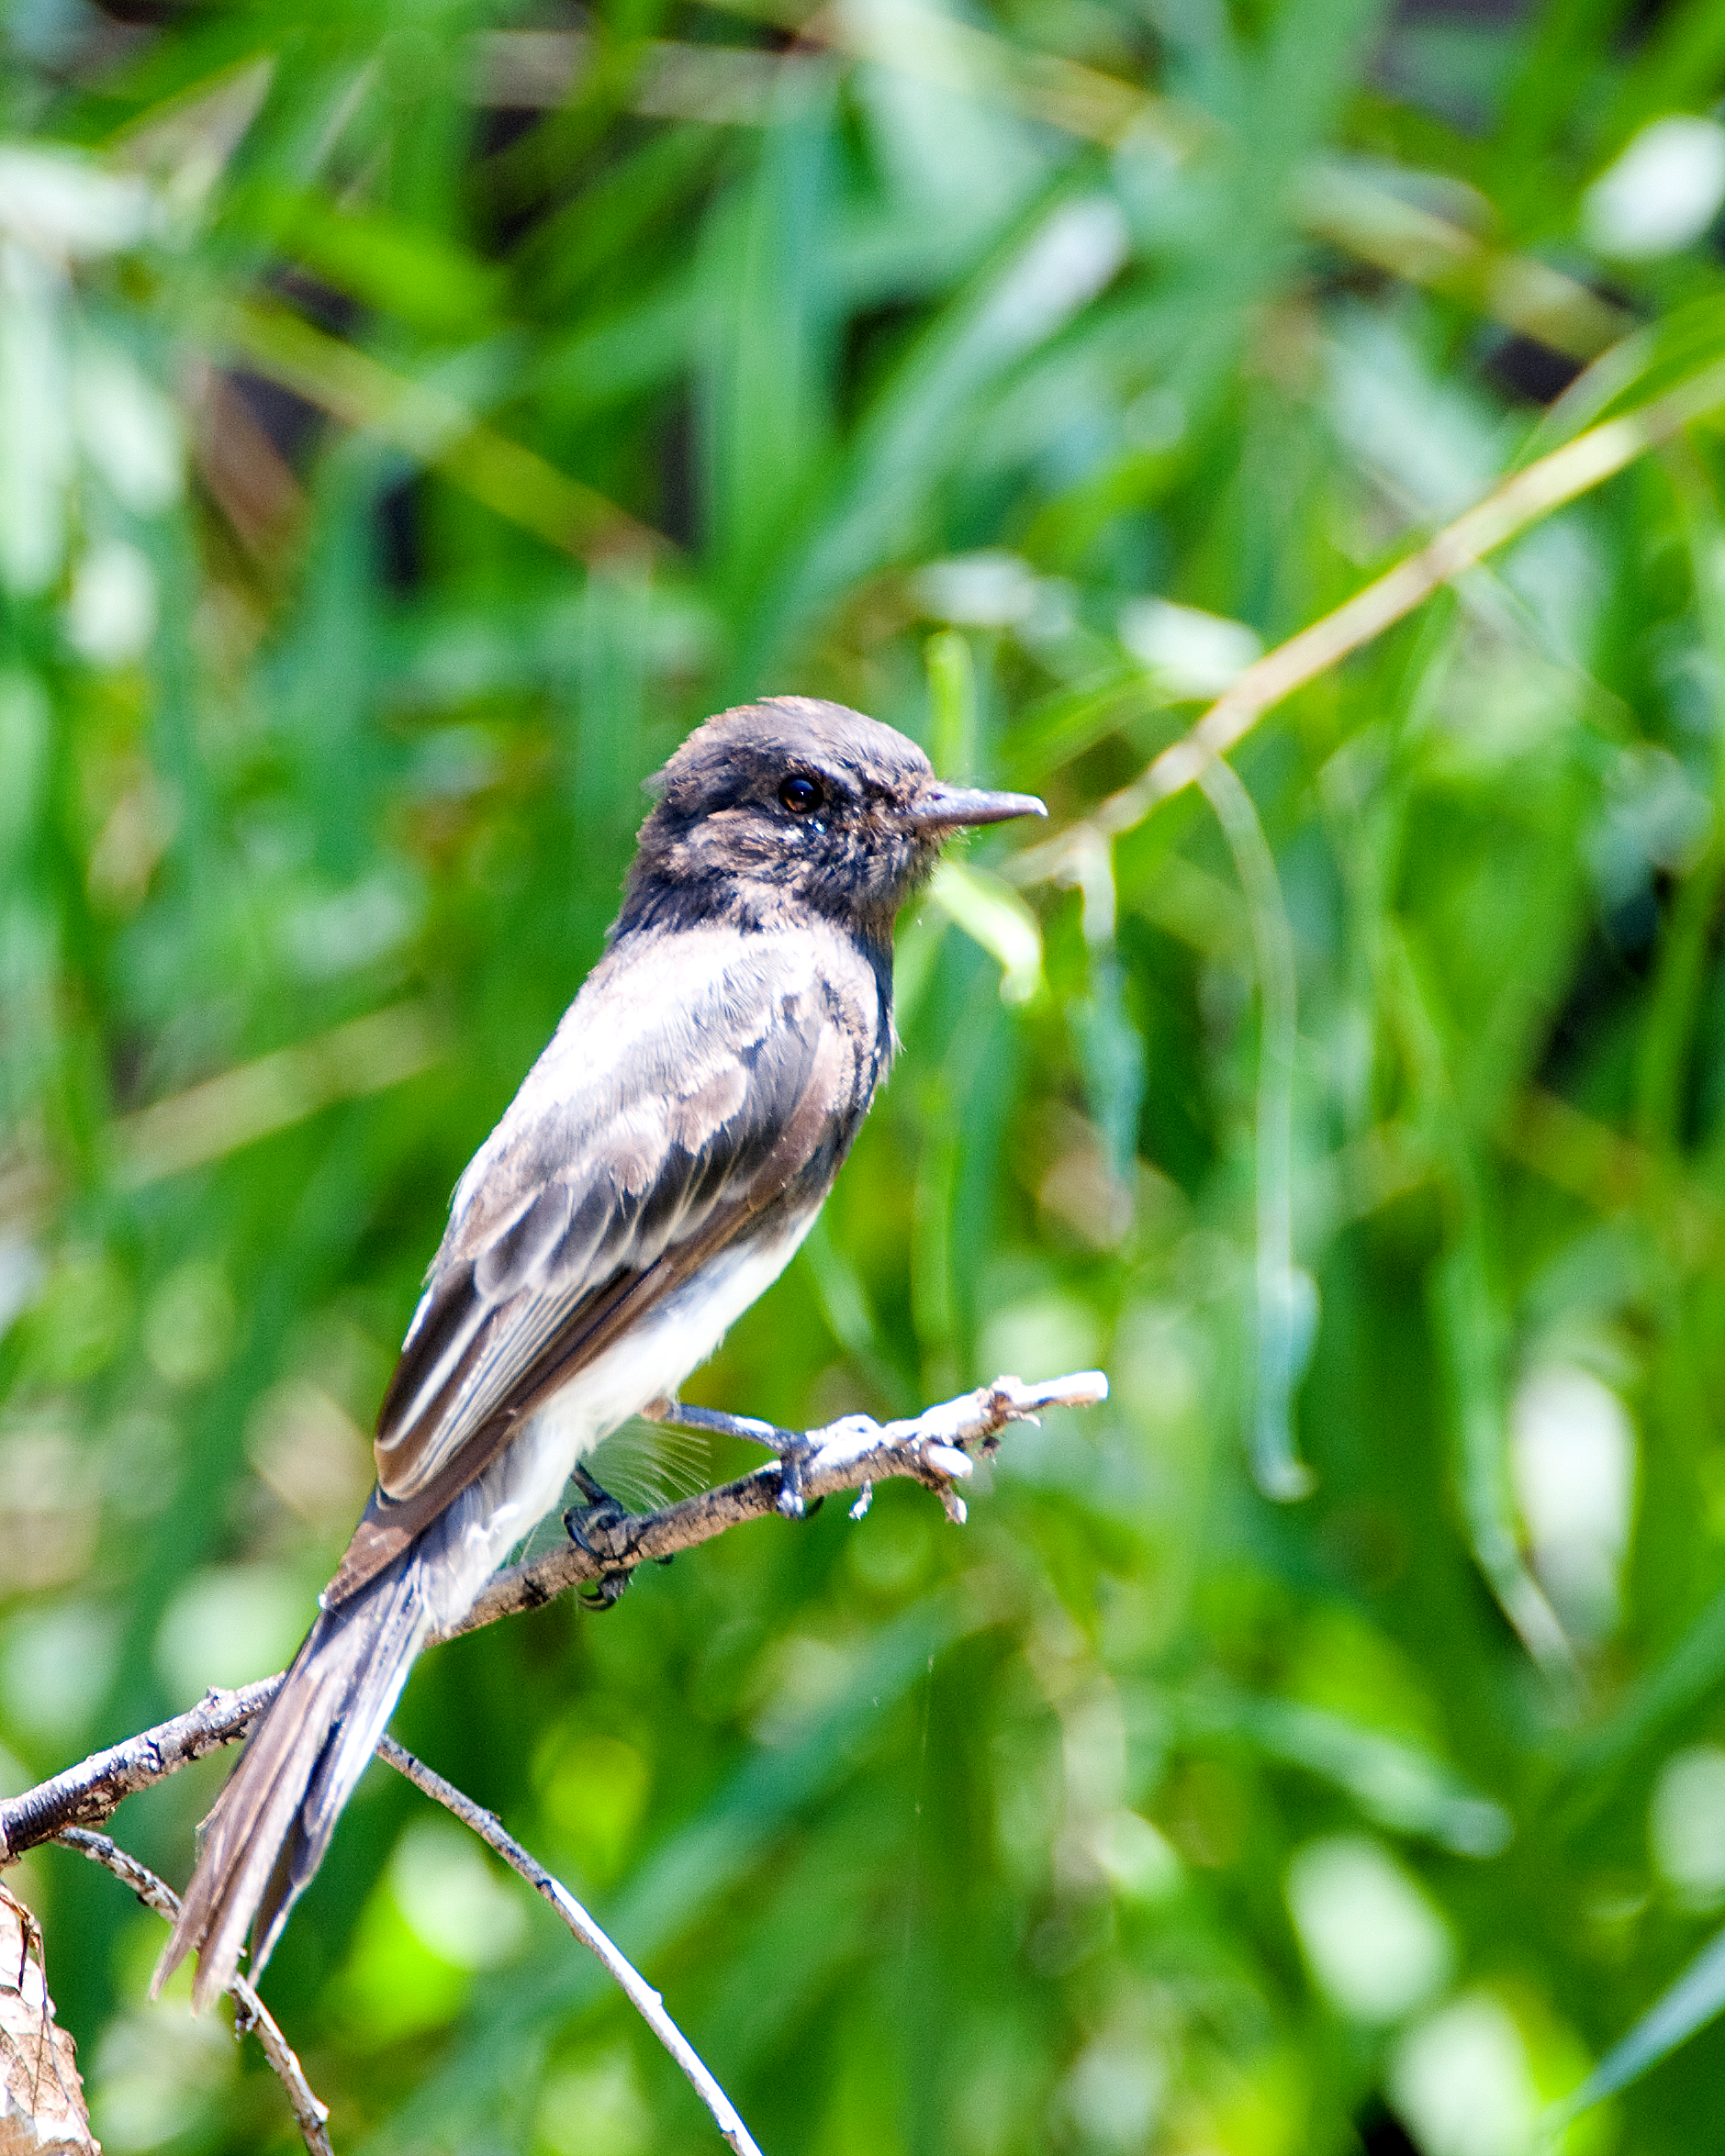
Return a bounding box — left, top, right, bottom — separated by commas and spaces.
414, 1209, 817, 1630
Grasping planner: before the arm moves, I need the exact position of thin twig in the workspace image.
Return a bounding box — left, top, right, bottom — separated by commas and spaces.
1012, 357, 1725, 888
0, 1371, 1107, 1858
52, 1828, 333, 2156
374, 1737, 763, 2156
221, 300, 666, 567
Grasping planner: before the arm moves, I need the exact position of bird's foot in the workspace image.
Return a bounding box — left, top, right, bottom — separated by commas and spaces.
714, 1417, 829, 1520
763, 1426, 825, 1521
564, 1464, 633, 1608
655, 1394, 987, 1523
652, 1400, 836, 1519
764, 1409, 979, 1523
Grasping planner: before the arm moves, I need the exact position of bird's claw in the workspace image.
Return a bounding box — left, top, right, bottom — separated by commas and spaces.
773, 1435, 824, 1521
565, 1467, 633, 1609
765, 1412, 972, 1524
716, 1418, 833, 1519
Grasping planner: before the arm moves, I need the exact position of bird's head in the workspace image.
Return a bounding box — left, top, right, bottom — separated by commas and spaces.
618, 696, 1046, 947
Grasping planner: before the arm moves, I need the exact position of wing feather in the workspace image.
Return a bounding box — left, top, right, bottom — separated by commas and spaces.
325, 929, 881, 1605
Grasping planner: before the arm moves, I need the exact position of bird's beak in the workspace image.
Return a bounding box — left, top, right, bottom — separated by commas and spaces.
905, 780, 1047, 832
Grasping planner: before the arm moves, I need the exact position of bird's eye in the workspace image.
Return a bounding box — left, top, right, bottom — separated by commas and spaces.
778, 774, 824, 816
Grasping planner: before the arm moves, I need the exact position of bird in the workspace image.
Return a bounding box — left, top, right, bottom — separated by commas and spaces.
154, 694, 1045, 2010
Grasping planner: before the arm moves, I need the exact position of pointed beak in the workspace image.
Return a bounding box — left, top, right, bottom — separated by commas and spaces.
905, 780, 1047, 832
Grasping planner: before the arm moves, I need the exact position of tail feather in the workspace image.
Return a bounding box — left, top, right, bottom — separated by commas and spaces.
156, 1412, 578, 2009
153, 1555, 430, 2013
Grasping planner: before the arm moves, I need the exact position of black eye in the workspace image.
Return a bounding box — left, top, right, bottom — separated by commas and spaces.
778, 774, 823, 816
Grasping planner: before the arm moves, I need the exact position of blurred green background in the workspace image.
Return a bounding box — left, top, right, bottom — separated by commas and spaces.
9, 0, 1725, 2149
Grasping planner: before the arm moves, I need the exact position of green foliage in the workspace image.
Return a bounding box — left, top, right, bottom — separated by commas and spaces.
8, 2, 1725, 2150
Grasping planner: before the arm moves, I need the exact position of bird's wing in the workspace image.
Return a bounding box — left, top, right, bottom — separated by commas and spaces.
323, 927, 879, 1604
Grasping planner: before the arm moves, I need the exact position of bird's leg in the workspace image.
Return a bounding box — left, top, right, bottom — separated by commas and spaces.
570, 1461, 616, 1508
646, 1398, 881, 1520
563, 1462, 633, 1608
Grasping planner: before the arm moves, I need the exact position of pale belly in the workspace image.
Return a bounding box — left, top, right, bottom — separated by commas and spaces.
414, 1209, 816, 1629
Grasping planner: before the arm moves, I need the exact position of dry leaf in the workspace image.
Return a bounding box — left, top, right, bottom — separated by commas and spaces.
0, 1884, 97, 2155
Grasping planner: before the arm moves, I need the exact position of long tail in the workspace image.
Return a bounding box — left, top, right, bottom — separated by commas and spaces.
153, 1554, 431, 2013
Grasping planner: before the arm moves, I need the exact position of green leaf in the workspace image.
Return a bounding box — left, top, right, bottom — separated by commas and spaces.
928, 858, 1044, 1003
1546, 1926, 1725, 2130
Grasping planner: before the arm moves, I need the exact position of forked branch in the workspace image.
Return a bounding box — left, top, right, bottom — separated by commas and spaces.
6, 1371, 1106, 2156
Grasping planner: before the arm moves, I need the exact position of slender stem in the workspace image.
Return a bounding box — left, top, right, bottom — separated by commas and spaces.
375, 1737, 763, 2156
221, 301, 666, 566
1198, 758, 1312, 1502
52, 1829, 334, 2156
1013, 357, 1725, 888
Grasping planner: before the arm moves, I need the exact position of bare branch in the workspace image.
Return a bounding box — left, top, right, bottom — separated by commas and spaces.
52, 1828, 333, 2156
456, 1369, 1109, 1635
0, 1371, 1108, 1859
375, 1736, 763, 2156
0, 1678, 284, 1858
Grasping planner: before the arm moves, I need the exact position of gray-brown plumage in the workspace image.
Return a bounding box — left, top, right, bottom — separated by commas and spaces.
154, 695, 1043, 2011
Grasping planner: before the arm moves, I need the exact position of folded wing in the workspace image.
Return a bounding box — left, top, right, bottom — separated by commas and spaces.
325, 928, 880, 1603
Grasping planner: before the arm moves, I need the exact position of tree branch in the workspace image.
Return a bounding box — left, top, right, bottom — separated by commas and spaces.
53, 1827, 333, 2156
0, 1678, 285, 1862
375, 1735, 763, 2156
0, 1371, 1106, 1860
457, 1369, 1108, 1634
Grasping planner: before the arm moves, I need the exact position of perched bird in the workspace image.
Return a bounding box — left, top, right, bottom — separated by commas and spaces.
156, 695, 1044, 2008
